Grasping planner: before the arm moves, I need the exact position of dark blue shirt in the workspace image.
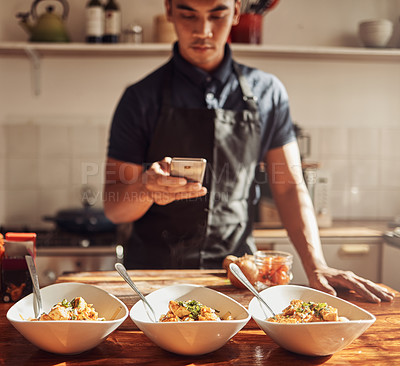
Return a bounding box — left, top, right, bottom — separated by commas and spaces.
108, 43, 295, 165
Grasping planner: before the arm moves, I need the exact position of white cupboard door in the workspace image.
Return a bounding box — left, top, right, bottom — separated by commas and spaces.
274, 242, 380, 285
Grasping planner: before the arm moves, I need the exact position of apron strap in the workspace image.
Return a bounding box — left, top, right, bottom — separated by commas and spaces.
233, 62, 259, 112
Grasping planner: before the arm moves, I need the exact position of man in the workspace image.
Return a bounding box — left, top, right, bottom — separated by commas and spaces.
104, 0, 394, 303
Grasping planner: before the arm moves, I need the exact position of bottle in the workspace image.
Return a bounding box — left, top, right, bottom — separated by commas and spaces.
103, 0, 121, 43
85, 0, 104, 43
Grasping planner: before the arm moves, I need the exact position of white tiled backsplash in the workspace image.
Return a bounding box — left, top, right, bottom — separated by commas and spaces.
1, 121, 399, 227
306, 126, 400, 220
0, 119, 109, 228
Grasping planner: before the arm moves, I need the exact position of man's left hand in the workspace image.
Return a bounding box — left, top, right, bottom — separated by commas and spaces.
308, 266, 396, 303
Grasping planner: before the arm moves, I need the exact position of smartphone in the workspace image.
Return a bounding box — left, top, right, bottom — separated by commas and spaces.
170, 158, 207, 184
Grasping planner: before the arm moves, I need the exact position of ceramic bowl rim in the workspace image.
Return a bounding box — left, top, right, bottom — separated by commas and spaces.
249, 284, 376, 325
7, 282, 129, 324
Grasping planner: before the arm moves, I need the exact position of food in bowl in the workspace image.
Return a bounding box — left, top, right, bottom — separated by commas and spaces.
159, 299, 233, 322
248, 285, 376, 356
130, 284, 250, 355
31, 297, 104, 321
267, 299, 349, 323
7, 282, 128, 355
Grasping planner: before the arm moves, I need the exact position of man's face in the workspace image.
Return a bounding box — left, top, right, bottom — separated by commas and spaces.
165, 0, 240, 72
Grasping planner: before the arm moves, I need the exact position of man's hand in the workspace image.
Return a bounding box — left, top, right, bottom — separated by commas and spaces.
308, 266, 395, 303
143, 157, 207, 205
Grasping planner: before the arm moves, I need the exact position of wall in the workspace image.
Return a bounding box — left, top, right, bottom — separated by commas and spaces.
1, 0, 400, 228
1, 0, 400, 46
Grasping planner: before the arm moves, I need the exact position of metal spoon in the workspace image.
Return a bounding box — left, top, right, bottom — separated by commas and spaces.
25, 255, 43, 319
229, 262, 276, 317
115, 263, 157, 322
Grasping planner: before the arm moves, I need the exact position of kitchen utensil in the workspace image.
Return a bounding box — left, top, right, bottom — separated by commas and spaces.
43, 186, 116, 233
241, 0, 280, 15
25, 255, 42, 319
43, 207, 116, 233
16, 0, 70, 42
229, 263, 275, 316
115, 263, 157, 322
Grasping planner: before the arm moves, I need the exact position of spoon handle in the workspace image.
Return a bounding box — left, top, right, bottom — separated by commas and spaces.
229, 263, 275, 316
25, 255, 43, 319
115, 263, 157, 322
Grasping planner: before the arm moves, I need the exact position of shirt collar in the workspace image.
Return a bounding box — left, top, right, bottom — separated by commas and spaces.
172, 42, 233, 86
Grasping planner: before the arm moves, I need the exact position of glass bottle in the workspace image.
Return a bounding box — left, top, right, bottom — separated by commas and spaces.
85, 0, 104, 43
103, 0, 121, 43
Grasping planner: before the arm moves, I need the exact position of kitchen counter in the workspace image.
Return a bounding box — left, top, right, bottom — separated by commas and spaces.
253, 220, 388, 239
1, 269, 399, 365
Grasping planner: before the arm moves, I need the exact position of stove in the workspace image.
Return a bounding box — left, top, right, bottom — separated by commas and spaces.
1, 226, 123, 287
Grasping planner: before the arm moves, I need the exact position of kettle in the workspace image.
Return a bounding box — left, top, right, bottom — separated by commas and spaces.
16, 0, 70, 42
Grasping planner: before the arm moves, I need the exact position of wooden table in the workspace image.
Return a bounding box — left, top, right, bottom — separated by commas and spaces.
1, 269, 399, 365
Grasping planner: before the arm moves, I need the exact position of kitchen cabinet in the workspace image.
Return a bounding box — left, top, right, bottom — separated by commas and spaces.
382, 241, 400, 291
272, 239, 381, 285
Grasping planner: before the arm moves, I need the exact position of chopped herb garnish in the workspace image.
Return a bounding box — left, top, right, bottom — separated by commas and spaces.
61, 299, 71, 307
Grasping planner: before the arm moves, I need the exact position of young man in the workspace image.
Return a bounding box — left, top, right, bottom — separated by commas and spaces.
104, 0, 394, 303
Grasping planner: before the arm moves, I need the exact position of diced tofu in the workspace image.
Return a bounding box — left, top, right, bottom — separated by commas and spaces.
320, 307, 338, 322
169, 300, 191, 318
47, 305, 70, 320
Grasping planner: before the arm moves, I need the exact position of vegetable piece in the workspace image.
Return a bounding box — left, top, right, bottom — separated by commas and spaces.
225, 254, 258, 288
257, 256, 291, 286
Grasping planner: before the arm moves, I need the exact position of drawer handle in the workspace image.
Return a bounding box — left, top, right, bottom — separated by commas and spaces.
340, 244, 370, 255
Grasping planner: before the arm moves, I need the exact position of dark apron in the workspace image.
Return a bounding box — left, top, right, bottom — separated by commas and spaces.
125, 61, 261, 269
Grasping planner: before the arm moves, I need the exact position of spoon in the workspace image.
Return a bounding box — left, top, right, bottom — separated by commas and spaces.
25, 255, 43, 319
229, 263, 276, 317
115, 263, 157, 322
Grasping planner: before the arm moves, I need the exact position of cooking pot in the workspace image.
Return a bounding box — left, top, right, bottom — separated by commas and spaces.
43, 186, 116, 233
43, 206, 116, 233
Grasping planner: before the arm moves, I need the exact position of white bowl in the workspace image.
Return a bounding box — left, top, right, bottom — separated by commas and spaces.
7, 282, 128, 355
359, 19, 393, 47
248, 285, 375, 356
130, 284, 250, 355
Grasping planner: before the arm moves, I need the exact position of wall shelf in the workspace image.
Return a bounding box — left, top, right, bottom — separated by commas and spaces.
2, 41, 398, 96
1, 41, 400, 61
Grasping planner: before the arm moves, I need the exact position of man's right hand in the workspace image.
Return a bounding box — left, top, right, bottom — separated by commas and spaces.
143, 157, 208, 205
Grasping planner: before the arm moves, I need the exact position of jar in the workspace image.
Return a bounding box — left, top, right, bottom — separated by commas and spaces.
254, 250, 293, 290
123, 24, 143, 44
153, 14, 177, 43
